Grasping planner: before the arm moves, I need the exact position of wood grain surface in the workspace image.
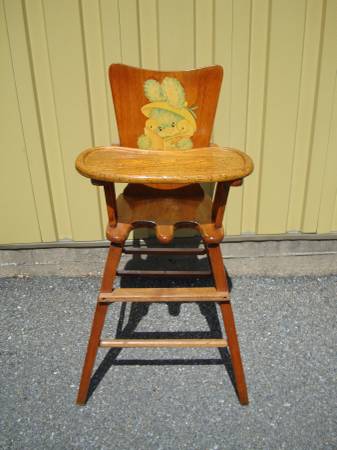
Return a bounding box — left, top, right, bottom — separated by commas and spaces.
99, 287, 229, 302
99, 339, 228, 348
75, 146, 253, 184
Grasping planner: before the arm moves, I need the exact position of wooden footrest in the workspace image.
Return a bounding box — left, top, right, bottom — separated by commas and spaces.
99, 287, 229, 303
117, 269, 212, 277
123, 247, 207, 255
100, 338, 227, 348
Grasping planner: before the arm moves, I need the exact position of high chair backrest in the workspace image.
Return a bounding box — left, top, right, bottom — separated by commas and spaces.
109, 64, 223, 151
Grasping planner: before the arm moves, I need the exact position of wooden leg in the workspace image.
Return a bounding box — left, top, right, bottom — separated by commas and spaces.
207, 244, 249, 405
76, 243, 123, 405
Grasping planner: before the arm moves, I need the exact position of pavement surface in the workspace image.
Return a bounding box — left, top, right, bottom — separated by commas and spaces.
0, 272, 336, 450
1, 239, 337, 277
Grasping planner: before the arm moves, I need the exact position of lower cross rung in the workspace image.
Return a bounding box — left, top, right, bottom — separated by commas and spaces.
99, 338, 227, 348
99, 287, 229, 302
117, 269, 212, 277
123, 247, 207, 255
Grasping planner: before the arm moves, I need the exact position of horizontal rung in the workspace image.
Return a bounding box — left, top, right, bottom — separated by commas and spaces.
117, 270, 212, 277
99, 287, 229, 302
123, 247, 206, 255
99, 338, 227, 348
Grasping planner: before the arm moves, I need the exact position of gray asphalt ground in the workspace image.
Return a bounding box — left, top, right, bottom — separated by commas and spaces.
1, 269, 336, 449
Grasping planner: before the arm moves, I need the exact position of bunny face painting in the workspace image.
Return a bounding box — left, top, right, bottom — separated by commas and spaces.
137, 77, 197, 150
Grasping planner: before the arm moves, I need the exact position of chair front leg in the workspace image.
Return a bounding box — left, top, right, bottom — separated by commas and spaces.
76, 243, 123, 405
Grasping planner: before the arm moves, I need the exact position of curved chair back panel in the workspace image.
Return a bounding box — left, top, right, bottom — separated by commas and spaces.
109, 64, 223, 151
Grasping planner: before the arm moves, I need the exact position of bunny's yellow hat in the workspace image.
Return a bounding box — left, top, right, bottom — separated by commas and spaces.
141, 102, 197, 132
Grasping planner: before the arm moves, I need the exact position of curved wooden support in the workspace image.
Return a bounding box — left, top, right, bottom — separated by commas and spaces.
105, 222, 132, 244
197, 223, 224, 243
231, 179, 243, 187
155, 224, 175, 243
104, 183, 227, 244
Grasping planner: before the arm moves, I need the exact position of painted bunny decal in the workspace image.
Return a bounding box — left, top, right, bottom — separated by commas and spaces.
137, 77, 197, 150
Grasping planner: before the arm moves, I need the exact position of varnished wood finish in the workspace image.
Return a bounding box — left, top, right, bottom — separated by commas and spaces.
99, 339, 227, 348
109, 64, 222, 149
109, 64, 223, 190
76, 64, 253, 406
76, 146, 254, 184
105, 183, 224, 244
99, 287, 229, 302
103, 182, 117, 227
212, 182, 230, 228
207, 244, 249, 405
76, 243, 122, 405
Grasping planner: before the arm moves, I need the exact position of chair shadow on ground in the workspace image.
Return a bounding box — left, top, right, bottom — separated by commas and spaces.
87, 237, 236, 401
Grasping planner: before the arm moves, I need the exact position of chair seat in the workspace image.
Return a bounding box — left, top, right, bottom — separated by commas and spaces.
106, 183, 224, 244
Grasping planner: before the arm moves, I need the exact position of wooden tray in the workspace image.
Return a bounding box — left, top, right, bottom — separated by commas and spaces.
75, 146, 254, 184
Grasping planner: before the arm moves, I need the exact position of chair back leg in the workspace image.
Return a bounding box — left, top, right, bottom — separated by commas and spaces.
206, 243, 249, 405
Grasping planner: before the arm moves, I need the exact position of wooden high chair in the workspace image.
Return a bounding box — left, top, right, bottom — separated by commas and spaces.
75, 64, 253, 405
